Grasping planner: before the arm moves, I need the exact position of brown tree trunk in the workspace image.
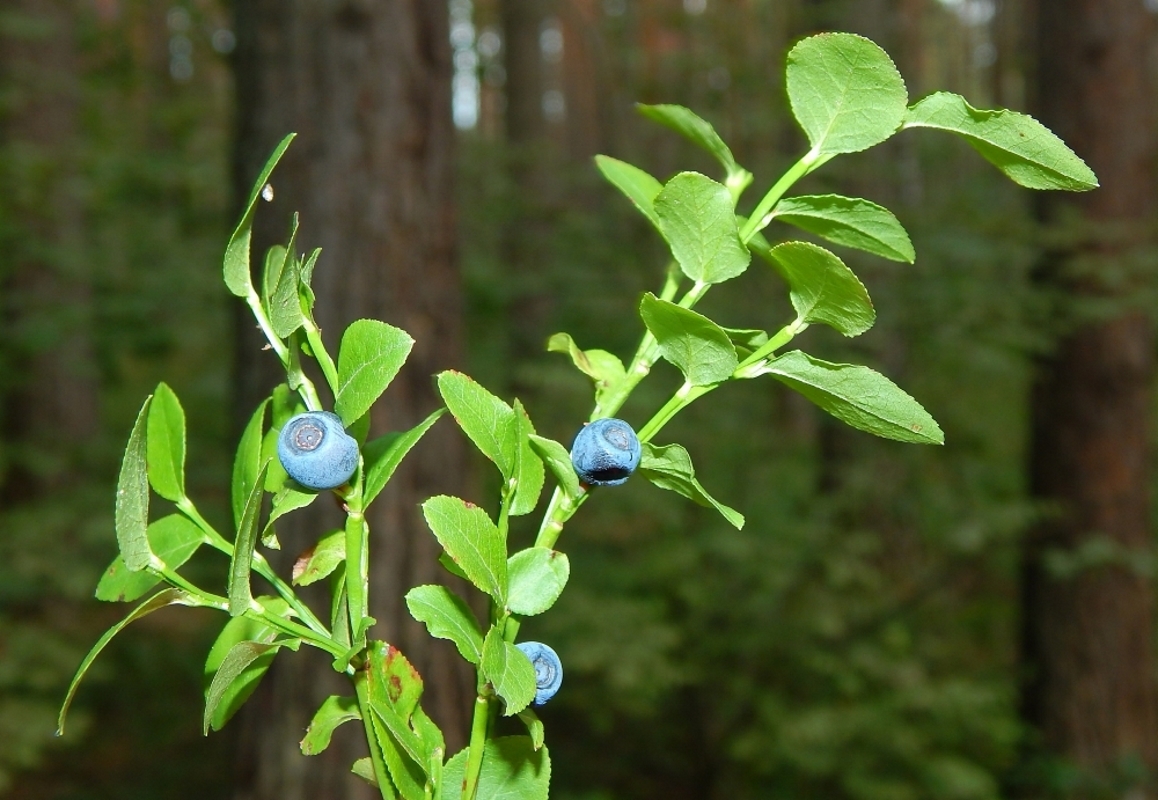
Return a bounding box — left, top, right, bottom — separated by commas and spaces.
230, 3, 471, 799
1021, 0, 1158, 791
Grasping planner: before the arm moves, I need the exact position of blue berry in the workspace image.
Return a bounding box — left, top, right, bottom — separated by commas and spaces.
277, 411, 358, 491
515, 641, 563, 706
570, 418, 641, 487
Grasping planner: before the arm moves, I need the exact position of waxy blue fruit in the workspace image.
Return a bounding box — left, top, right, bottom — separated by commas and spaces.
515, 641, 563, 706
277, 411, 359, 491
570, 417, 641, 486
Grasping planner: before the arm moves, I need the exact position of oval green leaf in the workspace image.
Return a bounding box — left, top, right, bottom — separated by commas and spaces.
655, 172, 750, 285
117, 396, 153, 572
771, 194, 915, 263
639, 293, 738, 386
334, 319, 415, 426
763, 241, 875, 336
506, 547, 570, 616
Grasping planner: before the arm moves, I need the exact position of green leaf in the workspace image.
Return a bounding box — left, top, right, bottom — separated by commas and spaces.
335, 319, 415, 426
267, 217, 305, 338
224, 133, 296, 298
263, 485, 318, 548
517, 708, 546, 751
639, 293, 738, 386
262, 385, 303, 492
232, 399, 269, 529
786, 33, 908, 155
637, 103, 739, 175
301, 695, 360, 755
145, 382, 186, 502
720, 327, 769, 358
762, 241, 875, 336
655, 172, 750, 285
593, 155, 663, 229
437, 371, 518, 479
527, 434, 580, 501
510, 399, 545, 517
770, 194, 915, 263
639, 442, 745, 529
405, 585, 485, 664
364, 408, 446, 506
365, 642, 434, 798
59, 589, 199, 734
228, 460, 271, 616
117, 396, 153, 573
546, 332, 626, 410
261, 243, 287, 316
761, 350, 944, 444
293, 528, 346, 587
481, 628, 537, 716
203, 640, 282, 734
96, 514, 206, 602
421, 496, 507, 604
203, 612, 285, 733
506, 548, 570, 616
350, 758, 379, 788
442, 737, 551, 800
903, 91, 1098, 191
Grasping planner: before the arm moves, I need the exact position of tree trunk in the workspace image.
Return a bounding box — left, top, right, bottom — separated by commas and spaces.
230, 3, 471, 799
1021, 0, 1158, 791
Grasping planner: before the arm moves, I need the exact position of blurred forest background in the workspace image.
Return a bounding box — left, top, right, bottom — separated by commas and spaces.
1, 1, 1156, 799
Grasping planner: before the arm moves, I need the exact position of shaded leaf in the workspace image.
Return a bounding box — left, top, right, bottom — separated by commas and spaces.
224, 133, 295, 297
293, 528, 345, 587
96, 514, 205, 602
639, 442, 744, 529
546, 332, 626, 410
146, 382, 186, 502
203, 640, 282, 734
510, 399, 545, 517
232, 399, 269, 529
527, 434, 580, 502
228, 461, 271, 616
637, 103, 739, 175
301, 695, 361, 756
593, 155, 663, 229
442, 737, 551, 800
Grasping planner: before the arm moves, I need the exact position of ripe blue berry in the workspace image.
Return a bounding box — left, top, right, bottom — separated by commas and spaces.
570, 418, 641, 487
515, 641, 563, 706
277, 411, 359, 491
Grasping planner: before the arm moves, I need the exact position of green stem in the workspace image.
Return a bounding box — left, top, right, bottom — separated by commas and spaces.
354, 665, 397, 800
739, 148, 824, 243
302, 316, 340, 396
733, 319, 806, 378
176, 497, 330, 636
345, 509, 371, 648
461, 694, 492, 800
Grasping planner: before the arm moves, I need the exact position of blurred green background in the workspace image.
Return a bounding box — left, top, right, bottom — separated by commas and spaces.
1, 1, 1155, 799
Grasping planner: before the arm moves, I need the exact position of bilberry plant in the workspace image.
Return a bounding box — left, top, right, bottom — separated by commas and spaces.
60, 33, 1095, 800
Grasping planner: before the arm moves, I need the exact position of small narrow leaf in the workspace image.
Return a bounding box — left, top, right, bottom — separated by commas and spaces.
405, 585, 485, 664
518, 708, 546, 751
263, 485, 318, 547
637, 103, 739, 175
594, 155, 664, 229
145, 382, 186, 502
506, 548, 570, 616
904, 91, 1098, 190
224, 133, 296, 297
350, 758, 379, 788
203, 640, 282, 734
786, 33, 908, 155
117, 396, 153, 572
59, 589, 198, 734
655, 172, 750, 285
762, 350, 944, 444
268, 217, 305, 338
771, 195, 915, 263
293, 528, 346, 587
334, 319, 415, 426
763, 241, 875, 336
639, 443, 745, 529
421, 496, 508, 604
639, 293, 738, 386
481, 628, 537, 716
437, 371, 518, 479
510, 399, 545, 517
301, 695, 361, 756
232, 399, 269, 529
546, 332, 626, 408
363, 408, 446, 506
97, 514, 205, 602
528, 434, 580, 501
228, 461, 271, 616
